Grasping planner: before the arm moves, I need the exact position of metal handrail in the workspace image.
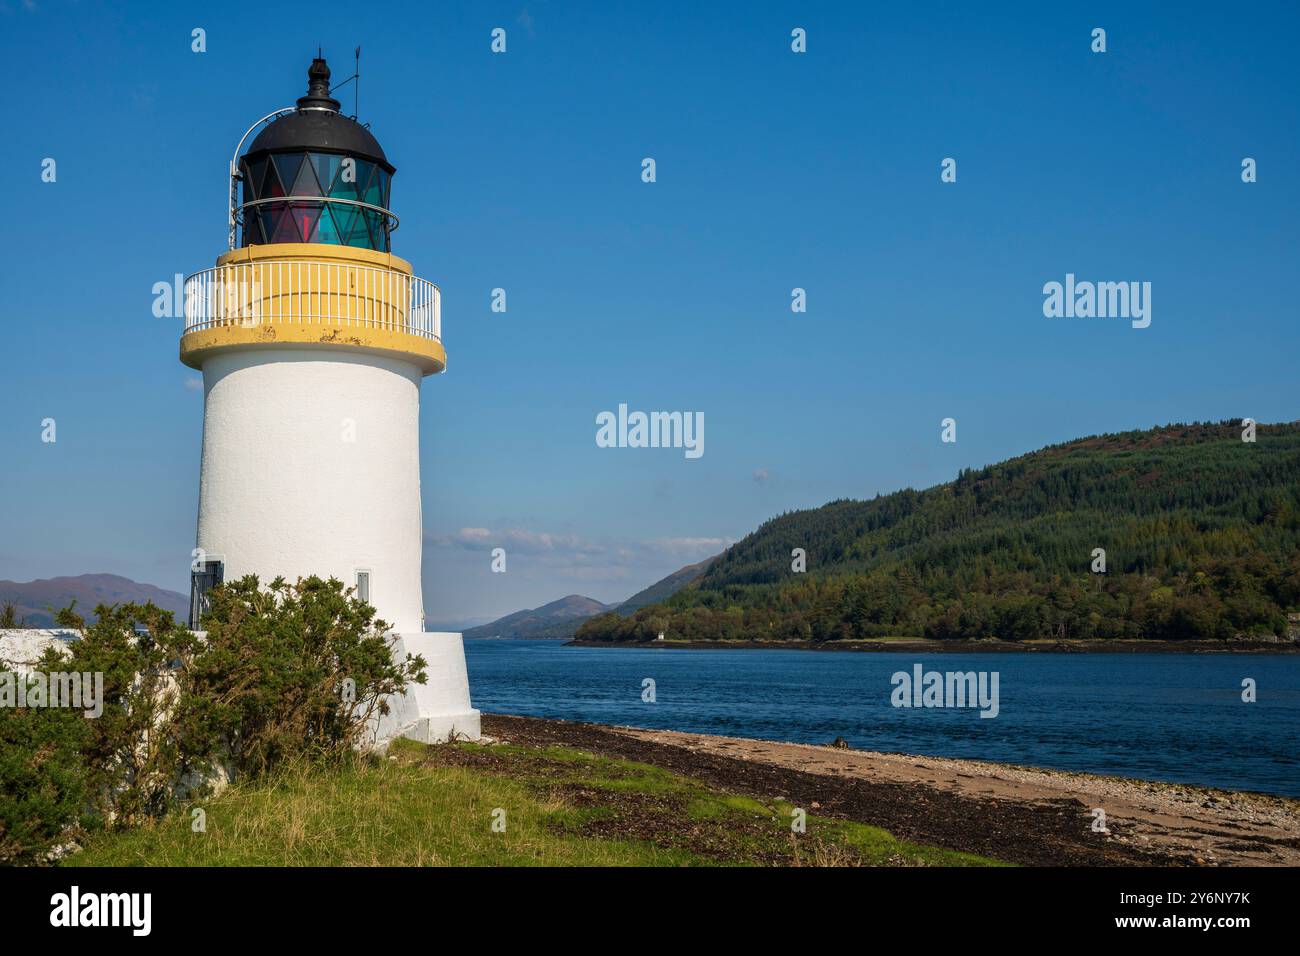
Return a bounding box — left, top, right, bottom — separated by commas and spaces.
182, 259, 441, 342
227, 108, 296, 251
236, 195, 400, 231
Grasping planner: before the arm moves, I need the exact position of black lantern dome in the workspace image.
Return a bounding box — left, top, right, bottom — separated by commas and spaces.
238, 57, 396, 250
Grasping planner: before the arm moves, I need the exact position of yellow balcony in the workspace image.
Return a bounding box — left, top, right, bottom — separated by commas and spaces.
179, 243, 444, 375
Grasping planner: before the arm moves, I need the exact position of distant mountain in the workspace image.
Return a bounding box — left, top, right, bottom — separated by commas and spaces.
0, 574, 190, 628
617, 555, 718, 615
425, 616, 497, 633
463, 595, 615, 639
465, 557, 723, 639
577, 420, 1300, 645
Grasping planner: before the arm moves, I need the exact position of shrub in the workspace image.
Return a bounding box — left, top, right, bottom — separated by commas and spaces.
54, 602, 197, 826
174, 575, 426, 779
0, 575, 424, 865
0, 677, 91, 865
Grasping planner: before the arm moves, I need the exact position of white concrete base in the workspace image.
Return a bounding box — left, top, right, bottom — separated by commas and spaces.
368, 631, 480, 747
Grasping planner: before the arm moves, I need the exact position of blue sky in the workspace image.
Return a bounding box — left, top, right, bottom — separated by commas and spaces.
2, 0, 1296, 624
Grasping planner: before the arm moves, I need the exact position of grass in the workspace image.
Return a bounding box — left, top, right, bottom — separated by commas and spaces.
69, 738, 1001, 867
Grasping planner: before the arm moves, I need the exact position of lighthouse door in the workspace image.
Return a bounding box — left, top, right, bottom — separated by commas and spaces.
189, 560, 224, 630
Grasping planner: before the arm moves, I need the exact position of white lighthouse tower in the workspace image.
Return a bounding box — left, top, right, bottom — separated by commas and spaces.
180, 57, 478, 742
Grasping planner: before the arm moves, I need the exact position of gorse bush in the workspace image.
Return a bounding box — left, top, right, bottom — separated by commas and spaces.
54, 603, 197, 827
176, 575, 426, 778
1, 602, 189, 863
0, 677, 91, 865
0, 575, 425, 865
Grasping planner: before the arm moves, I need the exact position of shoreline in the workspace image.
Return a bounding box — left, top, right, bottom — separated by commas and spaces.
483, 713, 1300, 866
565, 637, 1300, 654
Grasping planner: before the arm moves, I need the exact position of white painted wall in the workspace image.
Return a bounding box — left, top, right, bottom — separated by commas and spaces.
196, 348, 425, 632
367, 632, 481, 745
0, 630, 75, 670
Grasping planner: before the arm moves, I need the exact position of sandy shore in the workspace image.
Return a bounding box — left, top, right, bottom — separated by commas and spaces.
483, 714, 1300, 866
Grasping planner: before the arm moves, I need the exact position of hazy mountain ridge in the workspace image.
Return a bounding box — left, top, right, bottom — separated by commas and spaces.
463, 594, 616, 639
465, 557, 720, 639
0, 562, 718, 639
616, 556, 717, 616
0, 574, 189, 628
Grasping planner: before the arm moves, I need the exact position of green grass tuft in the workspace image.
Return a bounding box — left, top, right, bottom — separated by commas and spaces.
70, 740, 1004, 867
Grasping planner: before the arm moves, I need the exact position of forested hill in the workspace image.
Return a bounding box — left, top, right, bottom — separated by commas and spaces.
576, 421, 1300, 645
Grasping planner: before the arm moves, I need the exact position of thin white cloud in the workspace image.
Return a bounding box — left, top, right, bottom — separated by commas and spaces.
425, 527, 729, 567
427, 527, 604, 556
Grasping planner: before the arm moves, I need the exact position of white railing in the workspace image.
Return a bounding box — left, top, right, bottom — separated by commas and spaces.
183, 260, 441, 341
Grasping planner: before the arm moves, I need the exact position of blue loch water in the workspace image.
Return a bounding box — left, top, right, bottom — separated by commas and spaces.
463, 639, 1300, 797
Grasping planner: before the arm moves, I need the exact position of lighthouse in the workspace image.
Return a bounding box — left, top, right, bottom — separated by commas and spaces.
180, 56, 479, 743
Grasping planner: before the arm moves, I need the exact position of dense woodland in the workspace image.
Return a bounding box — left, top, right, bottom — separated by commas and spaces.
577, 421, 1300, 644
